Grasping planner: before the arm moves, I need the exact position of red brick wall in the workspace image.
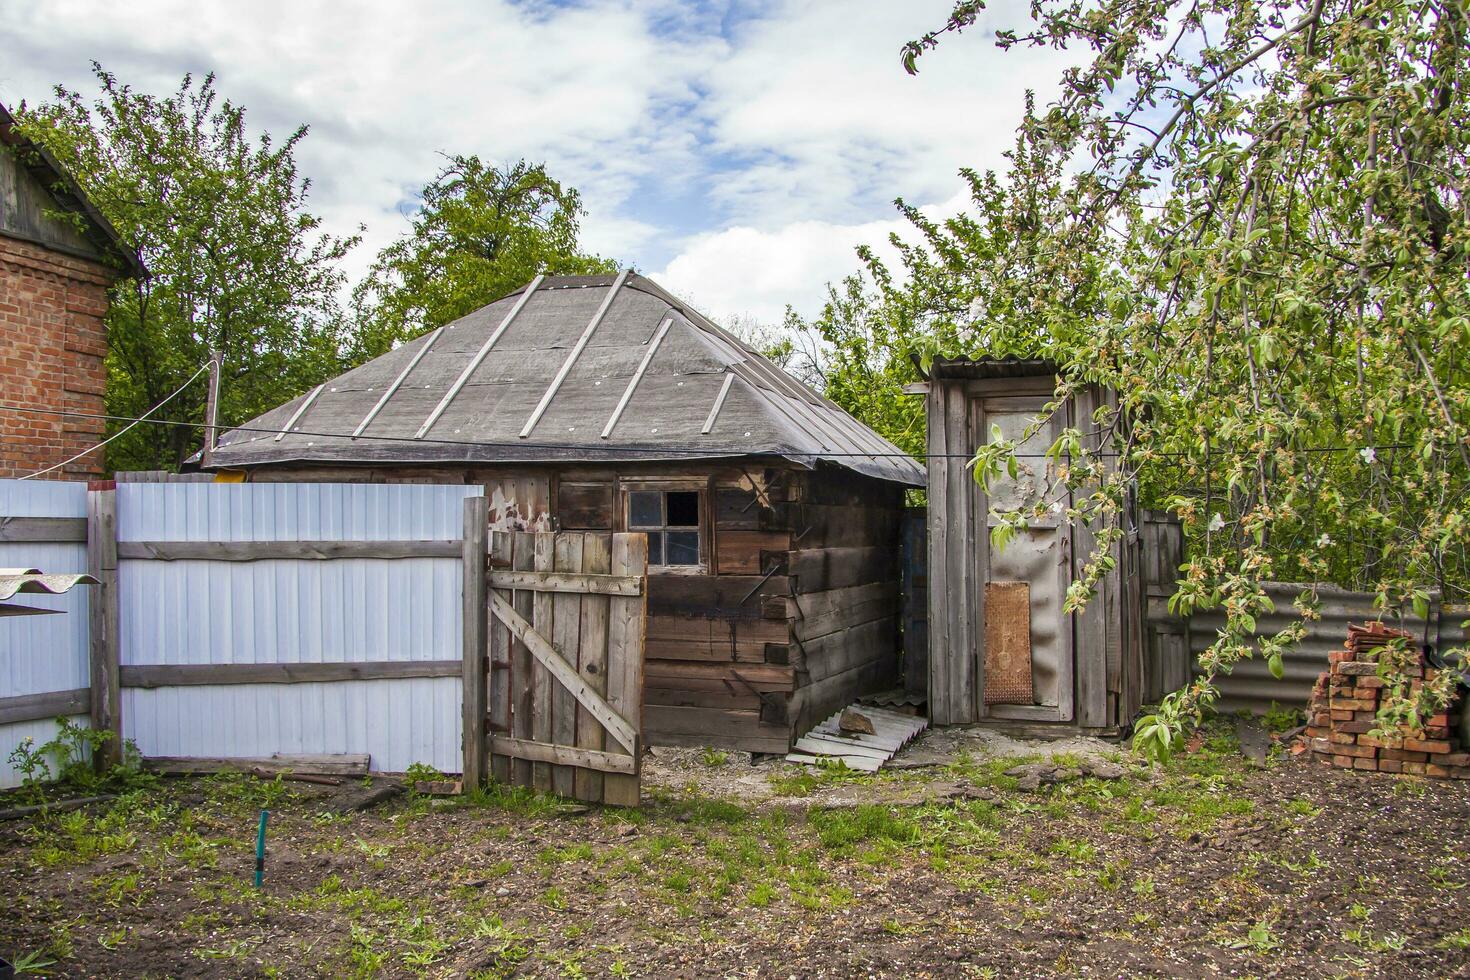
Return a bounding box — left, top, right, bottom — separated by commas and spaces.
0, 234, 118, 480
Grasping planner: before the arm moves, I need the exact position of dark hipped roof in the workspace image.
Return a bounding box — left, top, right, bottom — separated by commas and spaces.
208, 273, 925, 486
0, 100, 146, 278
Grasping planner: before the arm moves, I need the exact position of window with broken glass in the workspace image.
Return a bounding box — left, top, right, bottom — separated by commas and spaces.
626, 489, 702, 567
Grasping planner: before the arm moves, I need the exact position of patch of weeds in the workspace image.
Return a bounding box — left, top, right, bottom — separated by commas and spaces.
194, 937, 258, 961
1276, 851, 1325, 875
808, 805, 921, 854
748, 881, 776, 907
1437, 928, 1470, 950
91, 870, 155, 909
1262, 702, 1304, 732
541, 885, 568, 910
1048, 837, 1098, 863
767, 760, 878, 797
344, 924, 388, 978
1222, 917, 1280, 955
456, 781, 565, 818
8, 950, 58, 976
1344, 927, 1408, 952
1286, 797, 1321, 819
699, 747, 730, 767
538, 842, 594, 867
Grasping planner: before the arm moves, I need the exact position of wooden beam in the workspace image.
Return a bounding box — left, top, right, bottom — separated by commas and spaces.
87, 488, 121, 767
120, 660, 462, 687
603, 532, 646, 807
489, 736, 635, 774
355, 325, 446, 437
520, 268, 630, 438
0, 687, 90, 725
488, 569, 642, 596
417, 274, 545, 439
489, 592, 638, 753
117, 540, 461, 561
0, 516, 88, 543
461, 496, 489, 789
601, 316, 672, 438
143, 752, 371, 776
274, 383, 325, 441
701, 371, 737, 435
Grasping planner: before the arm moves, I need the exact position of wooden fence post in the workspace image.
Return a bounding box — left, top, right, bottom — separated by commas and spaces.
86, 484, 121, 768
462, 496, 489, 787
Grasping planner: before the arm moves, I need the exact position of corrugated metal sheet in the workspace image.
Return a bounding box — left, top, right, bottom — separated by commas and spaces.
1168, 582, 1467, 715
116, 482, 479, 773
0, 478, 92, 788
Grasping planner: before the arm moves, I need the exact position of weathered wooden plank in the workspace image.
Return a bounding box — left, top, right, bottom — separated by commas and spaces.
462, 497, 489, 788
116, 539, 461, 561
509, 532, 537, 787
644, 704, 788, 744
490, 736, 636, 774
643, 687, 764, 711
488, 569, 641, 596
0, 687, 90, 725
531, 533, 555, 793
144, 753, 370, 776
549, 534, 584, 797
792, 582, 900, 642
489, 593, 637, 754
488, 531, 514, 784
715, 529, 790, 575
646, 574, 791, 620
87, 488, 121, 767
603, 532, 646, 807
643, 660, 795, 692
788, 546, 894, 594
789, 655, 899, 735
574, 533, 611, 802
792, 616, 898, 682
120, 660, 463, 687
556, 481, 614, 530
0, 516, 88, 543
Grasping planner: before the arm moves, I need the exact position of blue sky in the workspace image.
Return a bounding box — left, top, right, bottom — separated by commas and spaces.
0, 0, 1073, 324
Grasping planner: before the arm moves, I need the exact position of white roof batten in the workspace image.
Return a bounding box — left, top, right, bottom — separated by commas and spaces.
520, 268, 630, 439
415, 275, 545, 440
352, 326, 445, 438
701, 372, 737, 435
273, 384, 325, 442
601, 315, 672, 439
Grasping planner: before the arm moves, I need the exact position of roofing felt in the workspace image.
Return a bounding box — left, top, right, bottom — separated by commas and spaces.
208, 273, 925, 486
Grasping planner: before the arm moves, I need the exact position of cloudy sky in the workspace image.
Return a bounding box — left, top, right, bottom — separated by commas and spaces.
0, 0, 1072, 325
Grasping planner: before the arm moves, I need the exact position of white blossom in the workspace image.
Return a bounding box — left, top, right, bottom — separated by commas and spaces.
1360, 447, 1376, 464
1208, 513, 1226, 532
1316, 533, 1332, 548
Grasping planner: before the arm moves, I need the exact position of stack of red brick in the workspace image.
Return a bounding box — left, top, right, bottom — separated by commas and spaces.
1305, 622, 1467, 777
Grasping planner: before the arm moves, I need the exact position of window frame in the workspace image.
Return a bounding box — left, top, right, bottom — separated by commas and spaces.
617, 478, 709, 575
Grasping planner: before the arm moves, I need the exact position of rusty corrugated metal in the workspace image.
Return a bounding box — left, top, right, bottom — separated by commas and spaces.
1156, 582, 1467, 715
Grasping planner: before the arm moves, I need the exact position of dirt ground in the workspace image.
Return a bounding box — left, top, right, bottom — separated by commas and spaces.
3, 722, 1470, 978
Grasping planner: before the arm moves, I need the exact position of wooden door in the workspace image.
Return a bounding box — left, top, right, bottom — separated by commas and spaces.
485, 530, 648, 805
970, 396, 1075, 723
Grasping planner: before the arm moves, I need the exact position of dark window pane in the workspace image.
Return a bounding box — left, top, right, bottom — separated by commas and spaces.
665, 531, 700, 565
666, 491, 700, 527
645, 531, 663, 565
628, 490, 662, 528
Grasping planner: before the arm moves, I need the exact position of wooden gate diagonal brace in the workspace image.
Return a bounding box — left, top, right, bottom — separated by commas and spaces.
489, 592, 638, 754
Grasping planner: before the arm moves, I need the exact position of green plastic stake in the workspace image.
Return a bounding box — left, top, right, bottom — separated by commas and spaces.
254, 809, 269, 888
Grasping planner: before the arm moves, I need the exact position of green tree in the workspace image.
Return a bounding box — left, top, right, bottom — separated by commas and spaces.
900, 0, 1469, 750
15, 65, 356, 471
349, 156, 616, 358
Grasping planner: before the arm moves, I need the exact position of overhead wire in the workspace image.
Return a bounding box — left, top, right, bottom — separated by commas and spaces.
17, 364, 211, 480
0, 398, 1425, 463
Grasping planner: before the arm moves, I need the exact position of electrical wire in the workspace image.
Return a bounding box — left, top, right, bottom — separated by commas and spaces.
0, 398, 1425, 462
17, 364, 211, 480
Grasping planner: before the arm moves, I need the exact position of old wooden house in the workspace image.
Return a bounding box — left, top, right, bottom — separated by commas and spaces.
204, 272, 924, 753
924, 357, 1145, 734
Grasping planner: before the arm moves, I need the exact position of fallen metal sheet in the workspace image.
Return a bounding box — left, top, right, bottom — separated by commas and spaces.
784, 705, 930, 771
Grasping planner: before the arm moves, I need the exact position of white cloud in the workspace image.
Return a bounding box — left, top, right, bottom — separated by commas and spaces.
0, 0, 1073, 326
653, 188, 971, 324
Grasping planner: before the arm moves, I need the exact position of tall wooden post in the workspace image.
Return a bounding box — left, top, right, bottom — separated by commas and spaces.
461, 496, 489, 787
86, 483, 121, 767
201, 350, 222, 469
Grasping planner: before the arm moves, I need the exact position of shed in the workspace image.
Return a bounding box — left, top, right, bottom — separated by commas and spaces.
204, 272, 925, 753
924, 357, 1145, 734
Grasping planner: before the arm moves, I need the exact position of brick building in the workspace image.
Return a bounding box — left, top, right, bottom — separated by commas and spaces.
0, 100, 144, 480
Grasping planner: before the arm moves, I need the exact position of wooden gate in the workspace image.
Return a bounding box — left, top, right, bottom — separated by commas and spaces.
461, 500, 648, 805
